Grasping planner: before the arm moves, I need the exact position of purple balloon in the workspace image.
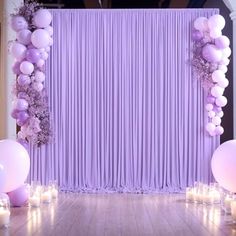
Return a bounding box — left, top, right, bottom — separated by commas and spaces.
202, 44, 222, 63
17, 92, 29, 100
215, 36, 230, 49
17, 29, 32, 45
7, 184, 29, 207
192, 30, 203, 41
17, 119, 25, 126
15, 99, 28, 111
17, 111, 29, 123
12, 61, 21, 75
17, 74, 31, 86
213, 105, 222, 113
26, 48, 41, 63
11, 109, 19, 119
206, 95, 215, 104
17, 138, 29, 151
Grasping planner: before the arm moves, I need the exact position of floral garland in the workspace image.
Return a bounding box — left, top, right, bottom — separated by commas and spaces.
192, 14, 231, 136
9, 0, 53, 147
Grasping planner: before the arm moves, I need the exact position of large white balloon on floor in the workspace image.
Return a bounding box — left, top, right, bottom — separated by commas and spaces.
211, 140, 236, 192
0, 139, 30, 193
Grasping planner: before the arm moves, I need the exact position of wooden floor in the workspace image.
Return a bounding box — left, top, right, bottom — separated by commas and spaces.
1, 193, 236, 236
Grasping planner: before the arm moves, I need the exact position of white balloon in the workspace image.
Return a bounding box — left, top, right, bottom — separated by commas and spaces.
222, 47, 231, 58
217, 78, 229, 88
217, 111, 224, 118
211, 86, 224, 98
212, 116, 222, 125
216, 96, 227, 107
194, 17, 209, 32
20, 61, 34, 75
206, 122, 216, 133
220, 58, 230, 66
205, 103, 214, 111
218, 65, 228, 73
209, 28, 222, 39
212, 70, 225, 82
208, 111, 216, 118
215, 126, 224, 135
208, 14, 225, 30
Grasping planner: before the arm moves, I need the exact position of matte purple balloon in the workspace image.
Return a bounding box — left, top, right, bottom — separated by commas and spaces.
12, 61, 21, 75
206, 95, 215, 104
17, 74, 31, 86
17, 29, 32, 45
192, 30, 203, 41
17, 111, 29, 123
7, 184, 29, 207
11, 109, 19, 119
26, 48, 41, 63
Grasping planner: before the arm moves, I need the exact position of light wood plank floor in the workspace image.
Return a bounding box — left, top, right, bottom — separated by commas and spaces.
1, 193, 236, 236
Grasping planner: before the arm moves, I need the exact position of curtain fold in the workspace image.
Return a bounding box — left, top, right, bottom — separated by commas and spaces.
29, 9, 219, 193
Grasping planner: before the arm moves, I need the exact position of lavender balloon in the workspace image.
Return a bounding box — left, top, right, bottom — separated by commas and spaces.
17, 139, 29, 151
12, 61, 21, 75
17, 29, 32, 45
26, 49, 41, 63
14, 99, 29, 111
11, 16, 28, 32
20, 61, 34, 75
8, 184, 29, 207
206, 95, 215, 104
17, 111, 29, 123
33, 9, 52, 28
11, 109, 19, 119
215, 36, 230, 49
17, 74, 31, 86
31, 29, 50, 49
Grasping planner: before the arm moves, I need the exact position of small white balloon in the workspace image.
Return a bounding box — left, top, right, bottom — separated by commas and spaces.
206, 122, 216, 133
217, 111, 224, 118
209, 28, 222, 39
220, 58, 230, 66
212, 70, 225, 82
222, 47, 231, 58
212, 116, 222, 126
216, 96, 227, 107
206, 103, 214, 111
20, 61, 34, 75
215, 126, 224, 135
37, 59, 45, 68
41, 51, 49, 60
218, 65, 228, 73
194, 17, 209, 32
211, 86, 224, 98
217, 78, 229, 88
208, 111, 216, 118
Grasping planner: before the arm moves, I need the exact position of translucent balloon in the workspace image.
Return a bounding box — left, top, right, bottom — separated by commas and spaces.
16, 29, 32, 45
208, 14, 225, 30
206, 122, 215, 133
216, 96, 227, 107
11, 16, 28, 32
193, 17, 209, 32
20, 61, 34, 75
11, 42, 27, 61
33, 9, 52, 28
215, 36, 230, 49
0, 139, 30, 193
212, 116, 221, 125
31, 29, 50, 49
211, 86, 224, 98
202, 44, 222, 63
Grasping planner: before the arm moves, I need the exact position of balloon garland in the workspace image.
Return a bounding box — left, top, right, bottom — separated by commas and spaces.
9, 1, 53, 147
192, 14, 230, 136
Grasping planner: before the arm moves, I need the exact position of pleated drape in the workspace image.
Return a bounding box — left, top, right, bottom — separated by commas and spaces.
29, 9, 220, 192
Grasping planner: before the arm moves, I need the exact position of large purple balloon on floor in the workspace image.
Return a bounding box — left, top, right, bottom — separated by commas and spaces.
211, 140, 236, 192
8, 184, 29, 207
202, 44, 222, 63
0, 139, 30, 193
0, 165, 7, 192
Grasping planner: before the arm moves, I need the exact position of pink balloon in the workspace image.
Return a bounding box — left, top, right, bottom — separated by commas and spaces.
11, 42, 27, 61
33, 9, 52, 28
0, 139, 30, 193
31, 29, 50, 49
8, 184, 29, 207
17, 29, 32, 45
20, 61, 34, 75
211, 140, 236, 192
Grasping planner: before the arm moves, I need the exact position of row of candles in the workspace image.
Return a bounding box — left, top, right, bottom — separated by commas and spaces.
186, 182, 236, 222
0, 180, 59, 228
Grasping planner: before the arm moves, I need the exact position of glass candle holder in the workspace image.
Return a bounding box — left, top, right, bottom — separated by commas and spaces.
221, 193, 233, 214
186, 187, 194, 202
41, 186, 52, 204
0, 193, 10, 228
231, 198, 236, 222
29, 188, 41, 208
49, 180, 59, 199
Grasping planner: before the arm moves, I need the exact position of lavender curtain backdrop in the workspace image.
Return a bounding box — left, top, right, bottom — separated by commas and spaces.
29, 9, 220, 192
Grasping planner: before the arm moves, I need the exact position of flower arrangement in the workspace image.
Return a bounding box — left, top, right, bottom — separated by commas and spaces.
192, 14, 231, 136
9, 0, 53, 147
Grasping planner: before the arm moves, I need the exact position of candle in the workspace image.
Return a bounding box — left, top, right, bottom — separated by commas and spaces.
224, 195, 232, 212
51, 189, 58, 199
29, 195, 40, 207
231, 200, 236, 221
0, 207, 10, 228
41, 191, 52, 203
